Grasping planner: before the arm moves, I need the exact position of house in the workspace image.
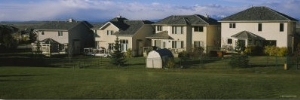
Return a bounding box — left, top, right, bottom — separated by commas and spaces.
219, 6, 299, 53
147, 14, 220, 55
93, 16, 154, 56
33, 19, 94, 55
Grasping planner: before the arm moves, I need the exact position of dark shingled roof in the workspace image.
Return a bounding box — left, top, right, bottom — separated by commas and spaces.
231, 31, 265, 40
146, 31, 173, 39
37, 21, 93, 30
220, 6, 298, 21
99, 16, 154, 36
153, 14, 219, 25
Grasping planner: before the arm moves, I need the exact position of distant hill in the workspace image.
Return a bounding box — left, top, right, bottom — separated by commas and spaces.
0, 21, 46, 30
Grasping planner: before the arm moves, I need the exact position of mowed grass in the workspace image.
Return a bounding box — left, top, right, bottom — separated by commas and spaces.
0, 57, 299, 99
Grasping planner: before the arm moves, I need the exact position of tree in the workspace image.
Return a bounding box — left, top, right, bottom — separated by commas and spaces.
0, 25, 18, 51
110, 37, 126, 67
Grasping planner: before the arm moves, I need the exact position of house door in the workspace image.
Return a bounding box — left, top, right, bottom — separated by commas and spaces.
236, 40, 245, 51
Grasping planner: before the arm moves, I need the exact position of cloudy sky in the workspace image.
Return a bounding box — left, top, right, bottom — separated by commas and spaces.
0, 0, 299, 22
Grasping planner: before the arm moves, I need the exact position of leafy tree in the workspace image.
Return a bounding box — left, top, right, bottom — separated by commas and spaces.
0, 25, 18, 51
110, 37, 126, 67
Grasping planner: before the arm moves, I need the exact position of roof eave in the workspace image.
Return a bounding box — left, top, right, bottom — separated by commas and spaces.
219, 20, 298, 23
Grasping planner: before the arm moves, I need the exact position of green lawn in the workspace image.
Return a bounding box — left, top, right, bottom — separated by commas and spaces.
0, 57, 299, 99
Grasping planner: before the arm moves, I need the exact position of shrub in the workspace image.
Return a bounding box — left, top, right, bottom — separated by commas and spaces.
125, 48, 132, 58
229, 54, 249, 68
165, 58, 176, 69
264, 46, 287, 57
189, 47, 204, 59
244, 46, 264, 56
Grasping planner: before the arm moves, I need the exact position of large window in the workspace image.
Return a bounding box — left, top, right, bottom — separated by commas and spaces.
108, 43, 114, 50
156, 26, 162, 31
172, 41, 184, 48
280, 23, 284, 32
194, 41, 204, 48
58, 31, 63, 36
107, 30, 113, 35
229, 23, 236, 28
194, 26, 203, 32
258, 23, 262, 31
120, 39, 128, 52
172, 26, 183, 34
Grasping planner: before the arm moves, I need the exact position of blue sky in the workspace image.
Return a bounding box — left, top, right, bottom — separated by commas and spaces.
0, 0, 299, 22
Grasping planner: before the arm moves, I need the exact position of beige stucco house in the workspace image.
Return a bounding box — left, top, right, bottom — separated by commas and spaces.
219, 6, 299, 53
147, 14, 220, 55
33, 19, 94, 55
93, 16, 154, 56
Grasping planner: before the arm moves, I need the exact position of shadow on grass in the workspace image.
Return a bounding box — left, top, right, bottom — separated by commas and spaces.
178, 57, 223, 68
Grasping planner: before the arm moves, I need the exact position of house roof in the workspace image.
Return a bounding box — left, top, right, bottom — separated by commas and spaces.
146, 31, 173, 39
220, 6, 298, 22
36, 20, 93, 30
98, 16, 154, 36
231, 31, 265, 40
41, 38, 61, 44
153, 14, 219, 25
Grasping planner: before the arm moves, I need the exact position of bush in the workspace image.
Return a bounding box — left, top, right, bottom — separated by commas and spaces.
125, 48, 132, 58
264, 46, 287, 56
165, 58, 176, 69
244, 46, 263, 56
189, 47, 204, 59
229, 54, 249, 68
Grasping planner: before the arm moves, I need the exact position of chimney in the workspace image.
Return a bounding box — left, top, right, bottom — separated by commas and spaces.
205, 14, 210, 18
68, 18, 74, 22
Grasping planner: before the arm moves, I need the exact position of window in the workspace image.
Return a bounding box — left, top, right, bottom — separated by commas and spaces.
120, 39, 128, 52
154, 40, 161, 48
156, 26, 162, 31
280, 23, 284, 32
264, 40, 277, 46
227, 39, 232, 44
172, 41, 184, 48
107, 30, 113, 35
194, 41, 204, 48
258, 23, 262, 31
41, 31, 44, 35
163, 42, 166, 48
229, 23, 236, 28
194, 26, 203, 32
172, 26, 183, 34
58, 31, 63, 36
108, 43, 114, 50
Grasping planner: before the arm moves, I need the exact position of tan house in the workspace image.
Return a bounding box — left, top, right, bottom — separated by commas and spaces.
93, 16, 154, 56
219, 6, 299, 53
147, 14, 220, 55
33, 19, 94, 55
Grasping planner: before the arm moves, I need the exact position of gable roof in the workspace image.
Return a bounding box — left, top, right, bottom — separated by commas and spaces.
115, 20, 153, 36
98, 16, 153, 36
146, 31, 173, 39
37, 21, 93, 30
231, 31, 265, 40
153, 14, 219, 25
220, 6, 298, 22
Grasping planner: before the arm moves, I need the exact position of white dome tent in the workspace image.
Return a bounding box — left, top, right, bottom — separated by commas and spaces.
146, 49, 174, 68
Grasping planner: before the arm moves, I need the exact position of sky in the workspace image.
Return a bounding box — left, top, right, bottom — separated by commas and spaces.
0, 0, 299, 22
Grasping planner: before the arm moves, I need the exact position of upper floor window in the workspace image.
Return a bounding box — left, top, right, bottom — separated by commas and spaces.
107, 30, 113, 35
280, 23, 284, 32
41, 31, 44, 35
172, 41, 184, 48
229, 23, 236, 28
156, 26, 162, 31
58, 31, 63, 36
172, 26, 183, 34
194, 26, 203, 32
258, 23, 262, 31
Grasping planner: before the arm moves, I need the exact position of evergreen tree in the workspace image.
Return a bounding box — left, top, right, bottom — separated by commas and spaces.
110, 37, 126, 67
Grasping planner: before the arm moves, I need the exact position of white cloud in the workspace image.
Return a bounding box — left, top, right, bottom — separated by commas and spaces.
0, 0, 298, 21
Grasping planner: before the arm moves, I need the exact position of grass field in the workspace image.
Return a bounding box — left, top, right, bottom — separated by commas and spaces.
0, 57, 299, 99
